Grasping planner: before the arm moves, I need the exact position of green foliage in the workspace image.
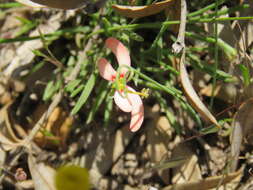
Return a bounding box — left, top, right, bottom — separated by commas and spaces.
1, 0, 252, 134
71, 73, 97, 115
43, 80, 62, 101
238, 64, 251, 87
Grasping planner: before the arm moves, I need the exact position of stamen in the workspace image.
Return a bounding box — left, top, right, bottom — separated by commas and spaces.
126, 88, 150, 99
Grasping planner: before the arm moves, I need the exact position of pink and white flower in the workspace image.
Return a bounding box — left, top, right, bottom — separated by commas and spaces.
97, 37, 144, 132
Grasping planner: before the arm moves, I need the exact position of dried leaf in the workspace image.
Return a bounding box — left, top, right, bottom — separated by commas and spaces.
0, 132, 20, 151
163, 168, 243, 190
172, 143, 202, 184
230, 99, 253, 171
30, 106, 73, 148
180, 60, 220, 127
28, 154, 56, 190
112, 0, 174, 19
0, 104, 23, 151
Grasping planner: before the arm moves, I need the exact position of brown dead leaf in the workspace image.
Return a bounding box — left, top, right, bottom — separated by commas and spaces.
30, 105, 73, 148
0, 132, 21, 151
163, 167, 243, 190
112, 0, 174, 19
28, 154, 56, 190
230, 98, 253, 172
0, 103, 24, 151
0, 75, 25, 105
180, 60, 220, 127
200, 83, 237, 103
172, 143, 202, 184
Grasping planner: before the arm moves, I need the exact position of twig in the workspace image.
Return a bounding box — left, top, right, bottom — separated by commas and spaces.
172, 0, 187, 53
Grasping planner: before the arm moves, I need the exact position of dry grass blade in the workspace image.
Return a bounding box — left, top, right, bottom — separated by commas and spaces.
28, 154, 56, 190
112, 0, 174, 18
230, 99, 253, 172
179, 55, 220, 128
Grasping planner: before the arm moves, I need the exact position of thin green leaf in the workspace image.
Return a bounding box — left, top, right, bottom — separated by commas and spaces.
124, 30, 144, 42
152, 157, 187, 171
43, 80, 61, 101
86, 81, 108, 124
0, 2, 23, 8
200, 125, 220, 134
238, 64, 250, 87
70, 85, 85, 98
65, 79, 82, 92
71, 73, 97, 115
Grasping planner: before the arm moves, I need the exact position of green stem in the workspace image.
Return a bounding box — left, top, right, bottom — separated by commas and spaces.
210, 0, 219, 108
0, 2, 23, 8
187, 0, 226, 17
1, 17, 253, 44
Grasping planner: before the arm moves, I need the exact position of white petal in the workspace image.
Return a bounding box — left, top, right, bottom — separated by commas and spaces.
114, 91, 132, 112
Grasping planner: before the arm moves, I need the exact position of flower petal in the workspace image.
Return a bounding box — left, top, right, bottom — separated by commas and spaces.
114, 91, 132, 112
97, 58, 117, 81
105, 37, 131, 74
128, 91, 144, 132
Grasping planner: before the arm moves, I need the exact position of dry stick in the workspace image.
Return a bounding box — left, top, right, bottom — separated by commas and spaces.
172, 0, 187, 53
172, 0, 215, 169
170, 1, 228, 188
23, 91, 63, 145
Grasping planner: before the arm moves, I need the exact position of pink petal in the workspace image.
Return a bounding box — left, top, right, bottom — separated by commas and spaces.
114, 86, 144, 132
105, 37, 131, 75
114, 90, 132, 112
127, 88, 144, 132
97, 58, 117, 81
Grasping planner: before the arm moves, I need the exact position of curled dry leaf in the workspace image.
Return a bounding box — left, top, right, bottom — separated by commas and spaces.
0, 104, 24, 151
180, 60, 220, 127
230, 99, 253, 172
28, 154, 56, 190
112, 0, 174, 19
